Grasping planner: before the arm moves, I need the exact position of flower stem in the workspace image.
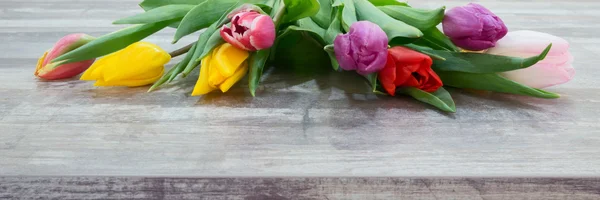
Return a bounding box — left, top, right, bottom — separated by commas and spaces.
169, 43, 195, 58
272, 1, 286, 26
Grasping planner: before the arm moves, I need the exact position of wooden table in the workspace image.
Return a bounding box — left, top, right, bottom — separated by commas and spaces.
2, 0, 599, 199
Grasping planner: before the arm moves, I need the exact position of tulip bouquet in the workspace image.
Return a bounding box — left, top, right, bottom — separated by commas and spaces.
35, 0, 574, 112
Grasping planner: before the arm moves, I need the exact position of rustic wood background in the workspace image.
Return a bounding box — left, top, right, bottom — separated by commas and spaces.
1, 0, 600, 198
2, 177, 600, 199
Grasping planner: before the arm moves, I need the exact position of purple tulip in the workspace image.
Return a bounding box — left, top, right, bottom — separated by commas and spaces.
442, 3, 508, 51
334, 21, 388, 75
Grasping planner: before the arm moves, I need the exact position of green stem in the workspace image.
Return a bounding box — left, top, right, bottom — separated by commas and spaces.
272, 1, 286, 26
168, 42, 194, 58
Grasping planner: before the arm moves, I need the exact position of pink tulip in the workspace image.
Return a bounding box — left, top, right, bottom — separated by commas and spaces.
220, 11, 275, 51
35, 33, 95, 80
486, 30, 575, 88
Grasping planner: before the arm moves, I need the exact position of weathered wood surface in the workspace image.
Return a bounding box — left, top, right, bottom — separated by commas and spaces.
1, 0, 600, 179
2, 177, 600, 200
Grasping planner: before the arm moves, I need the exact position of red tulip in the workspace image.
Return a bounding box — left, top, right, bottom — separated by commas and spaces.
35, 33, 95, 80
379, 47, 443, 96
220, 11, 275, 51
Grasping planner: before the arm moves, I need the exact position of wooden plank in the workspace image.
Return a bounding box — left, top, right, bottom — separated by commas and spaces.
1, 177, 600, 200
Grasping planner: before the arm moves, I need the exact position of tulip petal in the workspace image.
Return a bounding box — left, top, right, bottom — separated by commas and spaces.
248, 15, 276, 50
442, 7, 483, 38
35, 51, 49, 76
334, 21, 388, 74
214, 43, 250, 77
80, 41, 169, 87
94, 68, 164, 87
221, 26, 250, 51
192, 55, 217, 96
42, 33, 95, 68
334, 33, 357, 71
37, 59, 96, 80
379, 53, 398, 96
103, 42, 170, 82
487, 30, 575, 88
219, 62, 248, 93
35, 33, 96, 80
220, 11, 275, 51
442, 3, 507, 51
208, 66, 227, 87
501, 60, 575, 89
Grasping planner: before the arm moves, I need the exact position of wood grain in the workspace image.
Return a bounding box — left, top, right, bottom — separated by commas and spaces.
1, 0, 600, 179
2, 177, 600, 200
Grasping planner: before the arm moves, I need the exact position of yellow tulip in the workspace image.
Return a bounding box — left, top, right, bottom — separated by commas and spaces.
192, 43, 249, 96
80, 42, 170, 87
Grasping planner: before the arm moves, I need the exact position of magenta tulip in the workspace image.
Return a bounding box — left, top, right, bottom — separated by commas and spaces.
443, 3, 508, 51
220, 11, 275, 51
35, 33, 95, 80
486, 30, 575, 88
334, 21, 389, 75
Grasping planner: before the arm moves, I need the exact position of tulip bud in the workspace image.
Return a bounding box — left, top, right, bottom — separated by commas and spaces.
442, 3, 508, 51
379, 47, 443, 96
486, 30, 575, 88
35, 33, 95, 80
192, 43, 250, 96
220, 11, 275, 51
334, 21, 389, 75
80, 42, 170, 87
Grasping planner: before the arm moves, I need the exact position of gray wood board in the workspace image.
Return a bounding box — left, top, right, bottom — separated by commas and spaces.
1, 0, 600, 177
2, 177, 600, 200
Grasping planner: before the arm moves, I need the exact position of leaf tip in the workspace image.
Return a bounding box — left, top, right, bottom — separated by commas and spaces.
547, 92, 561, 99
147, 86, 157, 93
538, 43, 553, 60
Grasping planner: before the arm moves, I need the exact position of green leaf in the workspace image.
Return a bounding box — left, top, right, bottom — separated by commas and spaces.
366, 73, 378, 92
273, 30, 331, 73
325, 7, 342, 43
249, 50, 271, 96
140, 0, 207, 11
181, 1, 248, 76
148, 43, 198, 92
282, 0, 320, 23
337, 0, 357, 31
148, 63, 180, 92
271, 25, 326, 62
182, 23, 219, 77
401, 44, 446, 61
174, 0, 238, 43
114, 5, 195, 25
379, 5, 445, 31
52, 20, 174, 64
325, 48, 339, 71
397, 87, 456, 113
169, 43, 198, 82
311, 0, 332, 29
437, 71, 560, 99
368, 0, 408, 6
297, 18, 327, 38
414, 28, 460, 52
354, 0, 422, 45
324, 6, 344, 70
199, 30, 225, 61
429, 44, 552, 73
